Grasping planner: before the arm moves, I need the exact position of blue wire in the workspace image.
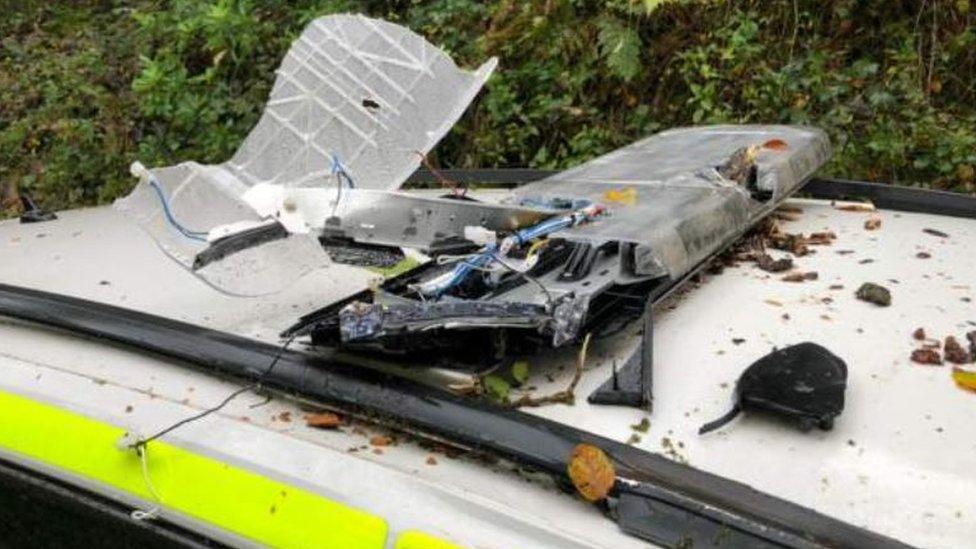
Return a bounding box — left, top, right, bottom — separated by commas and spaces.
147, 178, 208, 242
330, 154, 355, 188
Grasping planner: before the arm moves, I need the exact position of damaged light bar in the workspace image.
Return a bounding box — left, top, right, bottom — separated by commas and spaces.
115, 14, 831, 410
285, 126, 831, 402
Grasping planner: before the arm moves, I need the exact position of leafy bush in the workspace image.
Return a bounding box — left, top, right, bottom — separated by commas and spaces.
2, 0, 974, 214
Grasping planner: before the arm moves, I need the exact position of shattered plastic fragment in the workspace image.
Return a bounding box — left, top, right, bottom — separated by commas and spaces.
116, 14, 497, 294
699, 343, 847, 434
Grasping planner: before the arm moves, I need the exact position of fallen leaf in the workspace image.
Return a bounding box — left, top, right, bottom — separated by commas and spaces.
425, 456, 438, 465
913, 328, 926, 341
864, 216, 882, 230
911, 348, 942, 365
951, 368, 976, 392
511, 361, 530, 385
567, 443, 616, 502
305, 412, 343, 429
916, 251, 931, 259
762, 139, 789, 151
923, 228, 949, 238
369, 435, 392, 447
483, 375, 511, 402
944, 336, 970, 364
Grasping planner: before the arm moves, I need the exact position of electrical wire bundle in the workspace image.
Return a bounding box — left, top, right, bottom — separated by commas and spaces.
411, 203, 605, 299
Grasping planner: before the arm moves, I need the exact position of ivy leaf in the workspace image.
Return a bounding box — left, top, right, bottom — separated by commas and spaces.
596, 17, 642, 82
511, 361, 530, 385
483, 375, 511, 402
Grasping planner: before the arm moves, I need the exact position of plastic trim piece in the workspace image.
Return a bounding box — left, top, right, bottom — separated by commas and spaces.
0, 283, 911, 549
803, 177, 976, 218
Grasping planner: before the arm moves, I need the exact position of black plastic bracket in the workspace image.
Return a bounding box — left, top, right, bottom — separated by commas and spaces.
18, 195, 57, 224
588, 297, 653, 410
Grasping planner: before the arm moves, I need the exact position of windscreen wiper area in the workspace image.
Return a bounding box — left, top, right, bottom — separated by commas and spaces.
0, 283, 911, 549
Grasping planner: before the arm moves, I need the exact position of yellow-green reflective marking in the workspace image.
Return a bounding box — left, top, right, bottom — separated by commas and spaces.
0, 389, 387, 549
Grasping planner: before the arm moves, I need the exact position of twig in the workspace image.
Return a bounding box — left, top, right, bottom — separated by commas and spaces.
510, 333, 591, 408
788, 0, 799, 63
927, 0, 939, 96
414, 150, 465, 197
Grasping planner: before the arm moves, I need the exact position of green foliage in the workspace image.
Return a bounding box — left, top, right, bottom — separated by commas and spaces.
596, 16, 642, 81
2, 0, 975, 214
511, 361, 531, 386
482, 374, 511, 403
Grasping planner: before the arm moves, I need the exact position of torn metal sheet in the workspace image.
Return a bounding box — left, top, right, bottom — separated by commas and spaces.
115, 14, 497, 295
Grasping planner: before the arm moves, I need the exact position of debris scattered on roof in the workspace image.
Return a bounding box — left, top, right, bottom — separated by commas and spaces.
835, 203, 875, 212
855, 282, 891, 306
370, 435, 393, 447
952, 368, 976, 393
923, 227, 950, 238
911, 348, 943, 365
864, 216, 882, 230
944, 336, 971, 365
630, 418, 650, 433
756, 254, 793, 273
305, 411, 343, 429
782, 271, 818, 282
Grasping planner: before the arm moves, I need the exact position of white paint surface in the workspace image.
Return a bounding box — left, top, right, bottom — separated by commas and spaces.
1, 200, 974, 548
